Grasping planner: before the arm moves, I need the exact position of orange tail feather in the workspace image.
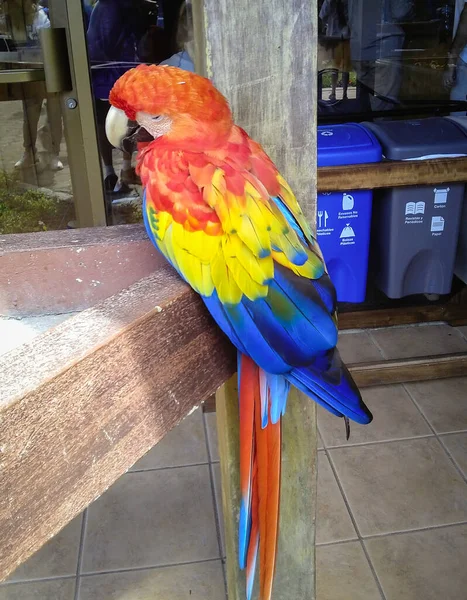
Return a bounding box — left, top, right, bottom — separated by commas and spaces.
255, 383, 281, 600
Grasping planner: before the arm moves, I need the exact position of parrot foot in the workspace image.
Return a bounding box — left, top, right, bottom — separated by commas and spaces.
344, 416, 351, 440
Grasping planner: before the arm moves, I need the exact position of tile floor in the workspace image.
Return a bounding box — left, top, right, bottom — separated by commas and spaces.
2, 323, 467, 599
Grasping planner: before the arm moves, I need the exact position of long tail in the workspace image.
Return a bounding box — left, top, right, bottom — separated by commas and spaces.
238, 353, 287, 600
237, 347, 372, 599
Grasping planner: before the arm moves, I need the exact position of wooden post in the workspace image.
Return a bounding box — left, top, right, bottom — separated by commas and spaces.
193, 1, 318, 597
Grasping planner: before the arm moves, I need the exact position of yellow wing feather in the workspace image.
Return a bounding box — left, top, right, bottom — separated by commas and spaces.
223, 235, 269, 300
145, 159, 321, 304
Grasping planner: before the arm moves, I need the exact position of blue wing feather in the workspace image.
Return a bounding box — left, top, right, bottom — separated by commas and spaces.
288, 349, 372, 424
142, 189, 372, 425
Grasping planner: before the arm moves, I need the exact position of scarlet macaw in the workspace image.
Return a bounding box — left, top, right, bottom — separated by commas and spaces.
106, 64, 372, 600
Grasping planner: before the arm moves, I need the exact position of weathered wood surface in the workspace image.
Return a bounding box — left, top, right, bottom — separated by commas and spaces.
198, 3, 317, 210
2, 225, 465, 327
0, 268, 235, 581
0, 224, 160, 317
317, 156, 467, 192
339, 303, 467, 329
216, 383, 317, 600
203, 351, 467, 412
215, 378, 245, 600
196, 0, 319, 597
351, 353, 467, 388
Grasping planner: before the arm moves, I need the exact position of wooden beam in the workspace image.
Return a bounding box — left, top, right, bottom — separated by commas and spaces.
0, 224, 160, 317
0, 269, 235, 581
339, 304, 467, 330
215, 378, 245, 600
204, 352, 467, 412
317, 156, 467, 192
351, 353, 467, 388
2, 225, 465, 328
197, 0, 318, 597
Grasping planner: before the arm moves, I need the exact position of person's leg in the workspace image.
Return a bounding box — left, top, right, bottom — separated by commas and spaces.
371, 58, 402, 112
450, 58, 467, 115
341, 40, 351, 99
40, 94, 64, 170
16, 84, 43, 168
330, 69, 338, 101
342, 71, 350, 99
352, 60, 374, 108
122, 151, 132, 172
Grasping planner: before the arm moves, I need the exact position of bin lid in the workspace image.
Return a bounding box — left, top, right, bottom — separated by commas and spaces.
446, 115, 467, 131
363, 117, 467, 160
317, 123, 382, 167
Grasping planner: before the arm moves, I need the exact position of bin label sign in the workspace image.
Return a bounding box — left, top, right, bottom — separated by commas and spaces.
340, 224, 356, 246
431, 216, 445, 234
342, 193, 354, 211
405, 201, 425, 216
318, 210, 329, 228
338, 193, 358, 222
405, 201, 425, 225
434, 188, 449, 205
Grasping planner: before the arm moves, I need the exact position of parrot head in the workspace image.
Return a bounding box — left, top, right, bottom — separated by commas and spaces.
106, 64, 233, 152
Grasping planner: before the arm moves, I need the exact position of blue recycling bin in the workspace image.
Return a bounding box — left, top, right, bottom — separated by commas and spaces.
317, 123, 382, 303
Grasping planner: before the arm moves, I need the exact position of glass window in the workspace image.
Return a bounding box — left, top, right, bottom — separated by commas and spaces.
318, 0, 466, 123
83, 0, 194, 226
0, 0, 76, 234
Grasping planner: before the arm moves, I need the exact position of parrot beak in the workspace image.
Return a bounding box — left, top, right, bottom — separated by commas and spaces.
105, 106, 154, 154
105, 106, 130, 150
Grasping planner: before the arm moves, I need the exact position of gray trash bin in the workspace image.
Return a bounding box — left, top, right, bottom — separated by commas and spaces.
445, 116, 467, 285
363, 118, 466, 298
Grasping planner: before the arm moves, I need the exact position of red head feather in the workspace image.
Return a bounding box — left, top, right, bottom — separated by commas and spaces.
109, 64, 234, 147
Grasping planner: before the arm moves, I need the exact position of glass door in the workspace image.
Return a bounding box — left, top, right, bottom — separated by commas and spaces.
81, 0, 194, 225
0, 0, 196, 234
0, 0, 105, 234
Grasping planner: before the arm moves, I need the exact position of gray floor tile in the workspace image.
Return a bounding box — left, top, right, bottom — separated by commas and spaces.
318, 430, 324, 450
405, 377, 467, 433
0, 579, 75, 600
441, 433, 467, 478
338, 331, 384, 364
7, 516, 82, 582
330, 438, 467, 536
456, 325, 467, 341
318, 385, 431, 448
366, 525, 467, 600
82, 466, 219, 573
369, 324, 467, 359
204, 412, 219, 462
131, 409, 208, 470
317, 453, 357, 544
317, 541, 382, 600
78, 560, 226, 600
211, 463, 225, 558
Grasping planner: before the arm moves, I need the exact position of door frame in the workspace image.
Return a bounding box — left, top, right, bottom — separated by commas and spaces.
52, 0, 106, 227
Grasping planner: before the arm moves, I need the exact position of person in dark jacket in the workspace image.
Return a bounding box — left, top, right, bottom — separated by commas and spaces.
82, 0, 94, 30
87, 0, 139, 194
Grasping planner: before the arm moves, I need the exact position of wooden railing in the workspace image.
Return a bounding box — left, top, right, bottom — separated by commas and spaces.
0, 228, 235, 580
1, 226, 466, 582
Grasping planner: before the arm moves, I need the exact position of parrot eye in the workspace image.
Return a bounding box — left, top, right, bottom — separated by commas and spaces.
152, 115, 163, 121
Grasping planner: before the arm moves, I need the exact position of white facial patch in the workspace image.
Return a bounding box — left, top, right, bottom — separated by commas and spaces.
136, 112, 173, 140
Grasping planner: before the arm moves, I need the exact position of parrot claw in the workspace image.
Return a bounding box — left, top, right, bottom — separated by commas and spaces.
344, 416, 351, 440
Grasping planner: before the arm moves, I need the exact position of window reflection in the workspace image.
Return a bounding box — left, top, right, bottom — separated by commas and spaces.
84, 0, 193, 225
0, 0, 74, 234
318, 0, 467, 121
